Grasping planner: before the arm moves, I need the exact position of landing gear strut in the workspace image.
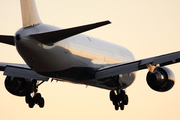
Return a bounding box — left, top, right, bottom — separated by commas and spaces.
110, 89, 128, 110
25, 80, 45, 108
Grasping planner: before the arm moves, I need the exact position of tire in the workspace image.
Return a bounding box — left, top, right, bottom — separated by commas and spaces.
123, 95, 128, 105
116, 94, 122, 102
28, 101, 35, 108
36, 93, 41, 98
38, 97, 45, 108
25, 95, 32, 104
34, 93, 41, 103
120, 103, 124, 110
110, 90, 116, 101
114, 103, 119, 110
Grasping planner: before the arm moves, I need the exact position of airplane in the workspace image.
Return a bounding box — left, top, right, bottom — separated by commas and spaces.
0, 0, 179, 111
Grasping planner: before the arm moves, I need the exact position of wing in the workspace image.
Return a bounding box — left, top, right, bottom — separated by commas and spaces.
95, 51, 180, 79
0, 62, 49, 81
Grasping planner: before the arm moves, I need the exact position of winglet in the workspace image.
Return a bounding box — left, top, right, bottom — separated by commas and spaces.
30, 20, 111, 45
20, 0, 42, 28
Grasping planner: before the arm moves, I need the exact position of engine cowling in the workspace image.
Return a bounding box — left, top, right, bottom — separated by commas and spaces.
4, 76, 33, 96
146, 67, 175, 92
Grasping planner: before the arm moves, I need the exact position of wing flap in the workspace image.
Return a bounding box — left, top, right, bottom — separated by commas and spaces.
96, 62, 139, 80
0, 62, 48, 81
96, 51, 180, 80
30, 20, 111, 45
4, 66, 48, 81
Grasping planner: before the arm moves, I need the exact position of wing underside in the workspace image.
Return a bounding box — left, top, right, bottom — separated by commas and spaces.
0, 51, 180, 82
0, 62, 48, 81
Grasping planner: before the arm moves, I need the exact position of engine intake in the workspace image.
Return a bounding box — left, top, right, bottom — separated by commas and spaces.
5, 76, 33, 96
146, 67, 175, 92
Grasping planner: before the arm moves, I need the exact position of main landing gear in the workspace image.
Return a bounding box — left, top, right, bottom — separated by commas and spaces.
110, 89, 128, 110
26, 93, 45, 108
25, 80, 45, 108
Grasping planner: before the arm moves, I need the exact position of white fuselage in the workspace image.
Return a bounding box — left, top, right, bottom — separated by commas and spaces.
15, 23, 136, 90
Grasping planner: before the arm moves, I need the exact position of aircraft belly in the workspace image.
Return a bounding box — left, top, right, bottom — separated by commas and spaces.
46, 71, 136, 90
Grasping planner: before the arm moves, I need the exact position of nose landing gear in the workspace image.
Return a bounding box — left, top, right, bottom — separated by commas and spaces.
110, 89, 128, 110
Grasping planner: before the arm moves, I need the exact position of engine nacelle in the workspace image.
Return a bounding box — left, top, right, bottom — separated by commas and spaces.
146, 67, 175, 92
4, 76, 34, 96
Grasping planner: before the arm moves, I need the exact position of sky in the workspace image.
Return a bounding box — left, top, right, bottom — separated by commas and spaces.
0, 0, 180, 120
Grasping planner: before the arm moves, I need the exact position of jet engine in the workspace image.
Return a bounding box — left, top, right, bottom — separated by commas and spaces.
146, 67, 175, 92
4, 76, 34, 96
